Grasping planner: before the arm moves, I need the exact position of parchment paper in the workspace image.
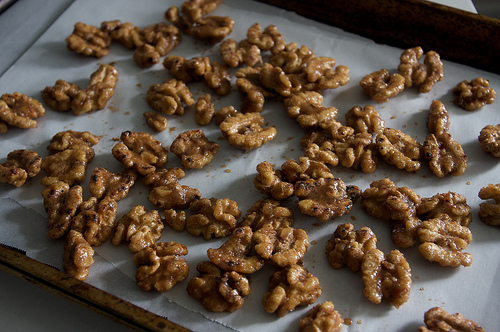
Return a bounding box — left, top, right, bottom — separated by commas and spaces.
1, 0, 499, 331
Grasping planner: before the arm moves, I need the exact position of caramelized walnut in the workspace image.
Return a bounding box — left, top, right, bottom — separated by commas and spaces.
163, 55, 211, 83
235, 65, 276, 113
102, 20, 144, 48
89, 167, 136, 202
133, 44, 160, 68
345, 105, 385, 135
143, 111, 168, 132
253, 161, 294, 200
142, 23, 181, 56
417, 192, 471, 227
146, 79, 194, 115
65, 22, 111, 58
360, 69, 405, 103
398, 46, 443, 93
377, 128, 422, 172
303, 141, 339, 167
239, 198, 294, 231
419, 307, 485, 332
0, 92, 45, 130
423, 133, 467, 178
299, 301, 343, 332
220, 38, 262, 68
479, 124, 500, 157
170, 129, 219, 169
219, 112, 277, 150
246, 23, 285, 55
63, 230, 94, 281
260, 63, 292, 97
280, 156, 333, 185
195, 94, 215, 126
427, 99, 450, 136
478, 183, 500, 226
41, 145, 95, 186
164, 209, 187, 232
47, 130, 102, 154
0, 150, 41, 187
335, 133, 379, 173
284, 91, 338, 129
453, 77, 496, 111
204, 61, 231, 96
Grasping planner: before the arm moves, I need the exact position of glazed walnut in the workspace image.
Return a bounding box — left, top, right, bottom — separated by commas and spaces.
377, 128, 422, 172
170, 129, 219, 169
398, 46, 443, 93
427, 99, 450, 136
0, 92, 45, 131
280, 157, 333, 185
478, 183, 500, 226
102, 20, 144, 48
239, 198, 294, 231
299, 301, 343, 332
284, 91, 338, 129
246, 23, 285, 55
163, 55, 212, 83
65, 22, 111, 58
294, 177, 360, 222
253, 161, 294, 200
417, 215, 472, 267
63, 230, 95, 281
220, 38, 262, 68
335, 133, 379, 173
195, 94, 215, 126
326, 223, 377, 273
345, 105, 385, 135
71, 196, 117, 246
143, 111, 168, 132
187, 261, 250, 313
89, 167, 137, 202
262, 264, 322, 317
142, 23, 181, 55
235, 66, 276, 113
146, 79, 194, 115
207, 226, 264, 274
47, 130, 102, 154
133, 241, 189, 292
164, 209, 187, 232
186, 197, 241, 239
361, 249, 411, 308
479, 124, 500, 157
0, 150, 41, 187
204, 61, 231, 96
112, 131, 168, 175
453, 77, 496, 111
303, 141, 339, 167
41, 145, 95, 186
219, 112, 277, 151
360, 69, 405, 103
112, 205, 164, 253
260, 63, 292, 97
423, 133, 468, 177
419, 307, 486, 332
417, 192, 471, 227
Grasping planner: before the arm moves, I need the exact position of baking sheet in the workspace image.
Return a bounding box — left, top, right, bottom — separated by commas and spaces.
0, 0, 499, 331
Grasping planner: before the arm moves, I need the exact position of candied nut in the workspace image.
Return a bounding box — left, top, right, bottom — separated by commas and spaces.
235, 65, 276, 113
260, 63, 292, 97
299, 301, 343, 332
142, 23, 181, 56
187, 260, 250, 313
478, 124, 500, 157
63, 230, 95, 281
0, 92, 45, 130
47, 130, 102, 154
42, 181, 83, 239
239, 198, 294, 231
335, 133, 379, 173
112, 131, 168, 175
417, 191, 471, 227
345, 105, 385, 135
188, 15, 235, 43
219, 112, 277, 150
427, 99, 450, 136
0, 150, 41, 187
133, 43, 160, 68
253, 224, 309, 267
41, 145, 95, 186
280, 157, 333, 185
423, 133, 467, 177
398, 46, 443, 93
89, 167, 136, 202
478, 183, 500, 226
143, 111, 168, 132
294, 177, 360, 222
262, 264, 322, 317
417, 215, 472, 267
361, 248, 411, 308
186, 197, 241, 239
146, 78, 194, 115
303, 141, 339, 167
204, 61, 231, 96
163, 56, 212, 83
325, 223, 377, 272
220, 38, 262, 68
71, 196, 118, 246
103, 20, 145, 48
253, 161, 294, 200
377, 128, 423, 172
65, 22, 111, 58
284, 91, 338, 129
133, 241, 189, 292
419, 307, 485, 332
214, 105, 239, 125
246, 23, 285, 55
143, 167, 201, 209
270, 42, 315, 75
164, 209, 187, 231
41, 80, 80, 112
360, 68, 405, 103
170, 129, 219, 169
208, 226, 264, 274
195, 94, 215, 126
112, 205, 163, 253
453, 77, 496, 111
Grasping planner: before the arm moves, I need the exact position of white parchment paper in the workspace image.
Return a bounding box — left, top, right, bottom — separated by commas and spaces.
1, 0, 499, 331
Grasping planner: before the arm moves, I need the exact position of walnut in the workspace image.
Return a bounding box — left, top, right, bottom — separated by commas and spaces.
112, 205, 164, 253
361, 249, 411, 308
284, 91, 338, 129
143, 168, 201, 210
235, 65, 276, 113
207, 226, 264, 274
253, 161, 294, 200
143, 111, 168, 132
427, 99, 450, 136
42, 181, 83, 239
303, 141, 339, 167
360, 69, 405, 103
377, 128, 423, 172
47, 130, 102, 154
219, 112, 277, 150
63, 230, 95, 281
195, 94, 215, 126
187, 261, 250, 313
0, 93, 45, 131
163, 55, 212, 83
186, 197, 241, 239
269, 42, 315, 75
335, 133, 379, 173
262, 264, 322, 317
102, 20, 144, 48
345, 105, 385, 135
259, 63, 292, 97
41, 145, 95, 186
65, 22, 111, 58
280, 156, 333, 185
479, 124, 500, 157
453, 77, 496, 111
304, 56, 348, 87
40, 80, 80, 112
423, 133, 468, 177
220, 38, 262, 67
398, 46, 443, 93
299, 301, 343, 332
325, 223, 377, 272
71, 196, 118, 246
239, 198, 294, 231
417, 192, 471, 227
214, 105, 239, 125
142, 23, 182, 56
170, 129, 219, 169
133, 241, 189, 292
89, 167, 137, 202
188, 15, 235, 43
478, 183, 500, 226
163, 209, 187, 231
204, 61, 231, 96
419, 307, 485, 332
253, 224, 309, 267
112, 131, 168, 176
246, 23, 285, 55
146, 79, 194, 115
133, 44, 160, 68
0, 150, 41, 187
294, 177, 360, 222
417, 214, 472, 267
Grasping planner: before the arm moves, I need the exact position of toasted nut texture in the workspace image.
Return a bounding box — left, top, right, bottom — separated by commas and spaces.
478, 124, 500, 157
361, 249, 411, 308
453, 77, 496, 111
143, 111, 168, 132
89, 167, 136, 201
170, 129, 219, 169
247, 23, 285, 55
303, 141, 339, 168
478, 183, 500, 227
133, 241, 189, 292
164, 209, 187, 232
219, 112, 277, 150
345, 105, 385, 135
195, 94, 215, 126
262, 264, 322, 317
71, 196, 117, 246
215, 105, 239, 125
47, 130, 102, 154
112, 131, 168, 175
260, 63, 292, 97
280, 157, 333, 185
284, 91, 338, 129
235, 66, 274, 113
299, 301, 343, 332
41, 145, 95, 186
335, 133, 379, 173
187, 260, 250, 313
418, 307, 485, 332
0, 93, 45, 131
186, 197, 241, 239
326, 223, 377, 272
423, 133, 467, 178
398, 46, 443, 93
427, 99, 450, 136
207, 226, 264, 274
417, 192, 471, 227
0, 150, 41, 187
103, 20, 144, 48
220, 38, 262, 68
133, 44, 160, 68
112, 205, 164, 253
377, 128, 422, 172
417, 214, 472, 267
136, 23, 181, 67
63, 230, 95, 281
253, 161, 294, 200
360, 69, 405, 103
65, 22, 111, 58
204, 61, 232, 96
147, 79, 194, 115
163, 55, 211, 83
239, 198, 294, 231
